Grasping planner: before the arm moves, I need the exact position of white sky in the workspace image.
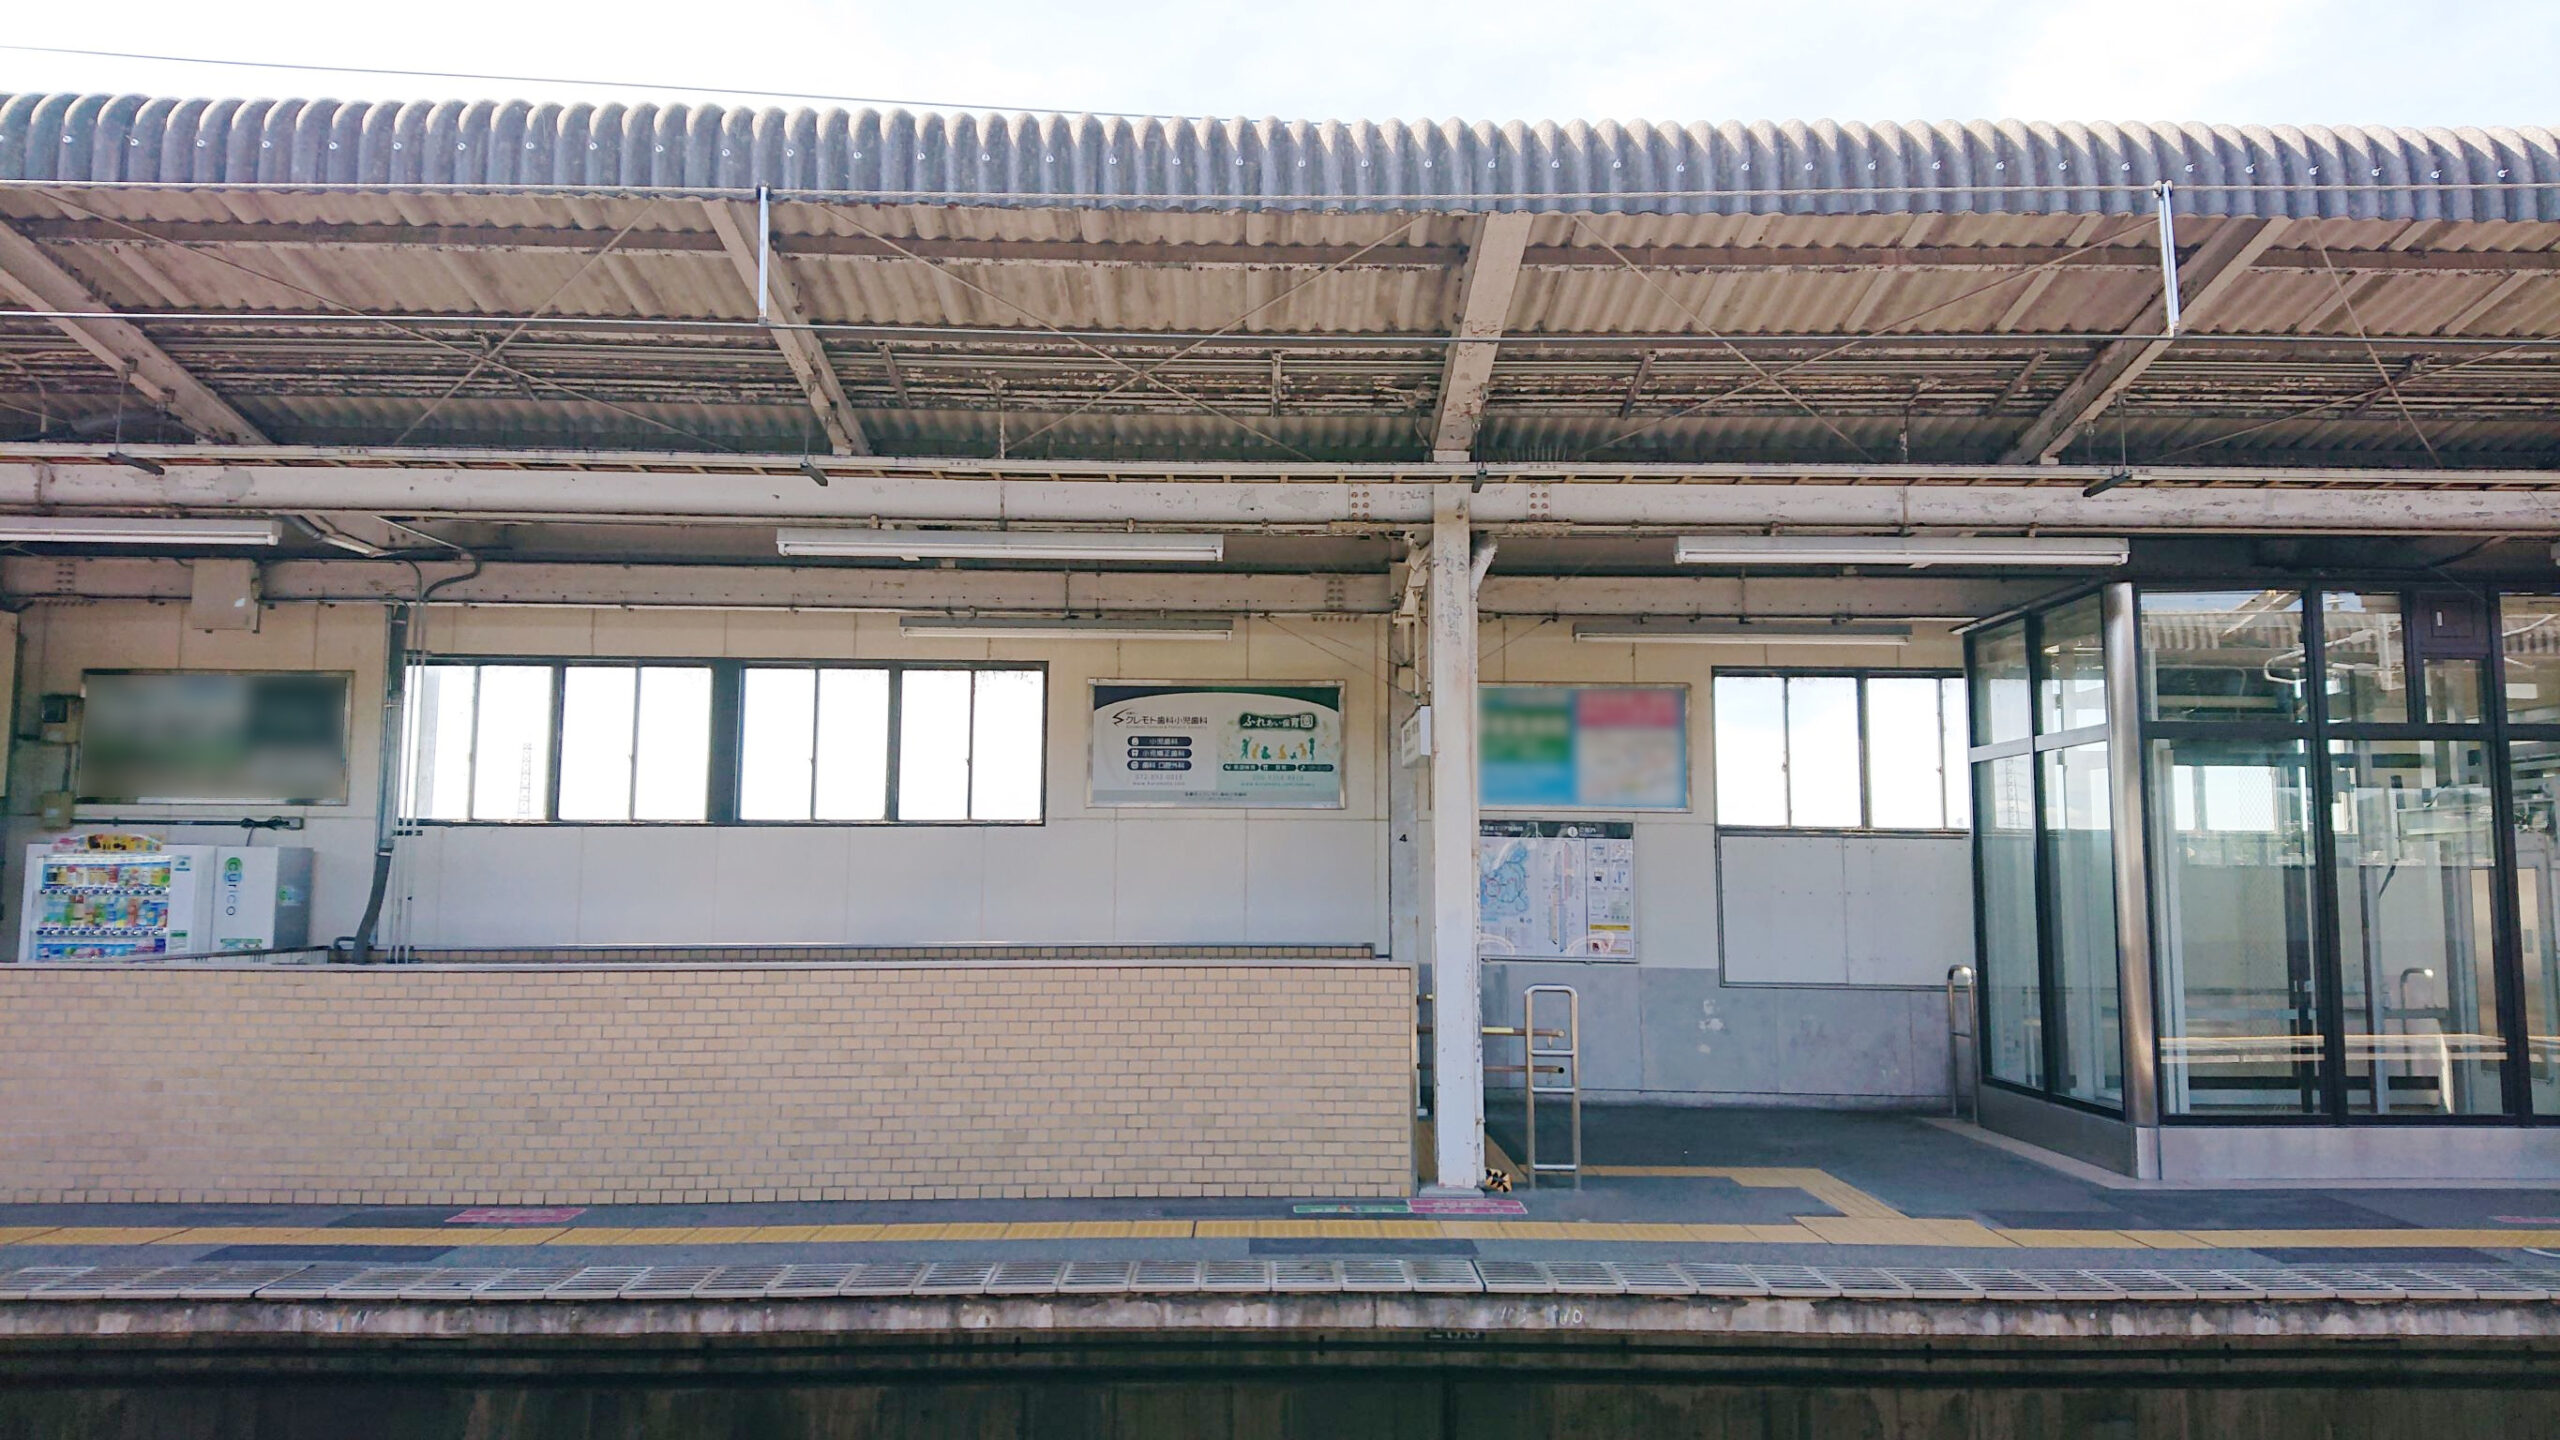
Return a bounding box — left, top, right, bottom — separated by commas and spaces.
1, 0, 2553, 127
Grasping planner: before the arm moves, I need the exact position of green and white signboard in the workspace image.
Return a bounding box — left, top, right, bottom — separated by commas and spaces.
1089, 682, 1345, 808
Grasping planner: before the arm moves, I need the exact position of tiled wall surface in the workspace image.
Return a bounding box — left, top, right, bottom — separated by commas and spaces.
0, 962, 1414, 1204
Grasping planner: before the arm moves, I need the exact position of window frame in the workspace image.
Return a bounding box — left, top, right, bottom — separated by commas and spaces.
400, 655, 1049, 828
1710, 667, 1970, 836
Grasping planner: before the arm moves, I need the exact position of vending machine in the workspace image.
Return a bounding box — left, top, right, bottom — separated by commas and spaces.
19, 843, 218, 961
18, 840, 315, 962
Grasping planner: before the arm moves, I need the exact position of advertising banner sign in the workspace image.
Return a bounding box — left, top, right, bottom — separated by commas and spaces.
1090, 682, 1345, 808
1480, 685, 1688, 810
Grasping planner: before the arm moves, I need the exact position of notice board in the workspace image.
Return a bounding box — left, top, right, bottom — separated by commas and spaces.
1477, 819, 1637, 960
1089, 682, 1345, 807
1480, 685, 1688, 811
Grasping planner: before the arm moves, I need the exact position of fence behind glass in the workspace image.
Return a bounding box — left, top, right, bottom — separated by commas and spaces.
2328, 737, 2507, 1116
2149, 736, 2323, 1116
2042, 742, 2122, 1107
2512, 737, 2560, 1114
1976, 753, 2042, 1089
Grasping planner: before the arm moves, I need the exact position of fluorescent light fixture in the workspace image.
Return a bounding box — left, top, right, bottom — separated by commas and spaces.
899, 616, 1235, 641
0, 516, 283, 547
1573, 620, 1915, 646
778, 527, 1225, 562
1674, 535, 2128, 568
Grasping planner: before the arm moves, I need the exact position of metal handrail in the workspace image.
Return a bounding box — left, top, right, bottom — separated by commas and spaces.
1946, 964, 1978, 1122
1522, 985, 1580, 1186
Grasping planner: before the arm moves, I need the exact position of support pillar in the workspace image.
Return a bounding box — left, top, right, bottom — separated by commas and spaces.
1427, 491, 1484, 1191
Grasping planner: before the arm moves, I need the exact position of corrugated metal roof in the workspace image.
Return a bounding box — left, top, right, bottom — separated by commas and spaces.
4, 96, 2557, 221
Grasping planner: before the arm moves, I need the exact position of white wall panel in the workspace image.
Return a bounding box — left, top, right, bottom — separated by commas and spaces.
1245, 819, 1380, 944
982, 821, 1116, 943
1113, 819, 1248, 943
427, 826, 584, 945
1633, 821, 1719, 969
576, 828, 723, 944
1843, 835, 1975, 987
843, 826, 988, 942
712, 828, 856, 943
1717, 834, 1851, 984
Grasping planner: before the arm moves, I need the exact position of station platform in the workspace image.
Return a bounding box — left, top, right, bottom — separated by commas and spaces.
5, 1107, 2560, 1304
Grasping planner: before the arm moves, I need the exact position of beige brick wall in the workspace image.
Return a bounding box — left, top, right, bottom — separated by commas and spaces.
0, 962, 1414, 1204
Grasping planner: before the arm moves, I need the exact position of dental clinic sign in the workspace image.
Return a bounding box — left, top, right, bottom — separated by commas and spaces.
1089, 682, 1345, 808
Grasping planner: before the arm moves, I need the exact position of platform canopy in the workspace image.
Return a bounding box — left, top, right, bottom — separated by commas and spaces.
0, 99, 2552, 479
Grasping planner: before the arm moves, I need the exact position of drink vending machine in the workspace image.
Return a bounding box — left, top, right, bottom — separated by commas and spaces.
18, 838, 314, 962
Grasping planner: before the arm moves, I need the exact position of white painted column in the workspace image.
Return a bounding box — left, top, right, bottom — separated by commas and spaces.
1426, 490, 1484, 1191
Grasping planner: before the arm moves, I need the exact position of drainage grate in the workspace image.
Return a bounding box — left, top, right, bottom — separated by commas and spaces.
1406, 1258, 1483, 1294
1752, 1266, 1843, 1299
1476, 1260, 1556, 1295
1677, 1263, 1770, 1298
180, 1264, 312, 1301
254, 1264, 372, 1301
4, 1257, 2558, 1308
546, 1266, 651, 1301
1339, 1259, 1411, 1293
1128, 1260, 1202, 1294
841, 1262, 927, 1297
1271, 1260, 1342, 1294
0, 1268, 94, 1299
35, 1268, 176, 1300
695, 1266, 788, 1300
1201, 1260, 1274, 1293
476, 1268, 581, 1301
398, 1269, 507, 1302
107, 1265, 232, 1300
913, 1262, 999, 1296
1609, 1262, 1694, 1296
769, 1264, 858, 1299
1891, 1268, 1985, 1301
986, 1261, 1065, 1296
1060, 1261, 1134, 1295
1545, 1262, 1626, 1296
2162, 1270, 2265, 1302
328, 1267, 443, 1301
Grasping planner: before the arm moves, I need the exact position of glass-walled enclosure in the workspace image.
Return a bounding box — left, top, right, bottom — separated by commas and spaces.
1972, 583, 2560, 1128
1966, 594, 2124, 1113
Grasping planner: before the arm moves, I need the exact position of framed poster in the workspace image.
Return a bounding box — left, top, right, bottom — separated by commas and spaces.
1089, 682, 1345, 808
1477, 819, 1637, 960
1480, 685, 1689, 811
79, 670, 353, 805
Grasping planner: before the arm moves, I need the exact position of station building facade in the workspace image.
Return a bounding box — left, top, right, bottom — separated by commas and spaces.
0, 95, 2553, 1198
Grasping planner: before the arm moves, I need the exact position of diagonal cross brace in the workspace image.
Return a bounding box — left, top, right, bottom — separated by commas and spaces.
703, 200, 871, 457
2001, 218, 2285, 465
1428, 212, 1534, 462
0, 218, 267, 444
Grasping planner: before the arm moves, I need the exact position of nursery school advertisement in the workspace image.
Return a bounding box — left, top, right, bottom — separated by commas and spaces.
1089, 683, 1345, 808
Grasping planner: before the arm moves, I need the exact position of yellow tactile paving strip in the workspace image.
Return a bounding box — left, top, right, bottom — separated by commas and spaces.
1, 1167, 2546, 1252
1583, 1166, 1909, 1220
0, 1218, 2547, 1251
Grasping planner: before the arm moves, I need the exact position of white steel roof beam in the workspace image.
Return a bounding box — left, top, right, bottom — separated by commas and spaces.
3, 557, 2051, 620
2000, 218, 2285, 465
1426, 212, 1534, 462
0, 219, 268, 445
701, 199, 871, 456
5, 464, 2557, 533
